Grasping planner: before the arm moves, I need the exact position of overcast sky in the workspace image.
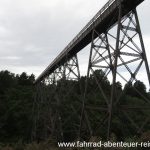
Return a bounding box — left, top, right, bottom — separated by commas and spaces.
0, 0, 150, 78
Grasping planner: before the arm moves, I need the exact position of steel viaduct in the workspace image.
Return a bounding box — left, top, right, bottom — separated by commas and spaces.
33, 0, 150, 142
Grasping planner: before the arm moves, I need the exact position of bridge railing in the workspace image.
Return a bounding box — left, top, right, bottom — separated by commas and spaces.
56, 0, 116, 58
36, 0, 116, 82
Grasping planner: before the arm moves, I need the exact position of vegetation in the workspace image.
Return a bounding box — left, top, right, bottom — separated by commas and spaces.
0, 70, 150, 149
0, 70, 35, 143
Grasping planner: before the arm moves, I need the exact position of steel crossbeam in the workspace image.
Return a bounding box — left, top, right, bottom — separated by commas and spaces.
33, 0, 150, 142
34, 0, 144, 84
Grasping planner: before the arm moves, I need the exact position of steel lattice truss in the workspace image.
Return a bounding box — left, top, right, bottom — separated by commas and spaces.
32, 55, 82, 141
79, 8, 150, 140
32, 1, 150, 142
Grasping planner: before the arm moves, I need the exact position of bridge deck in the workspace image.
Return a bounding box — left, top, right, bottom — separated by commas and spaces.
35, 0, 144, 83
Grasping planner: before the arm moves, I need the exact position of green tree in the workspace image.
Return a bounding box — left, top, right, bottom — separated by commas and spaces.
0, 70, 16, 94
133, 80, 147, 98
0, 70, 35, 143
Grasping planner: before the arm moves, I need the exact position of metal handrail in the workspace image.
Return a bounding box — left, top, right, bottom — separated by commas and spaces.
57, 0, 115, 59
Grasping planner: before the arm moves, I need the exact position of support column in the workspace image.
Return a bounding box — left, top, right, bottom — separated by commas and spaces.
107, 1, 122, 139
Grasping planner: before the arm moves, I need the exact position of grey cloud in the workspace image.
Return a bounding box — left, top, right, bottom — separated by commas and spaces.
0, 0, 149, 77
137, 0, 150, 36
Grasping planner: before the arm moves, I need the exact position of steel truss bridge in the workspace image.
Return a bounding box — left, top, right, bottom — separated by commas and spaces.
33, 0, 150, 142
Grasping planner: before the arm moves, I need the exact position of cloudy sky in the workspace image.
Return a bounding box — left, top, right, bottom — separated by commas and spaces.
0, 0, 150, 78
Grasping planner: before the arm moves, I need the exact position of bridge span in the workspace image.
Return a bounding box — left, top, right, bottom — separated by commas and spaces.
33, 0, 150, 142
35, 0, 144, 83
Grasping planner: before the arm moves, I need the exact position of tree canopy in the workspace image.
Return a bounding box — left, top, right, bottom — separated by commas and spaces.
0, 69, 149, 145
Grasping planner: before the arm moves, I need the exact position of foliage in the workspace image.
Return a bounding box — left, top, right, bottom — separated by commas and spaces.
0, 70, 35, 143
0, 69, 149, 148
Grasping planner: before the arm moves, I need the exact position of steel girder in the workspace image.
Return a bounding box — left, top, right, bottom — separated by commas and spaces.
79, 5, 150, 140
32, 55, 82, 141
32, 4, 150, 142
